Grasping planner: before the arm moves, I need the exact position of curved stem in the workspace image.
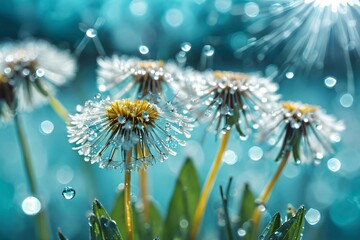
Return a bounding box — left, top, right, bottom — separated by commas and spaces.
190, 130, 231, 240
251, 151, 291, 239
14, 114, 51, 240
48, 94, 70, 123
124, 150, 134, 240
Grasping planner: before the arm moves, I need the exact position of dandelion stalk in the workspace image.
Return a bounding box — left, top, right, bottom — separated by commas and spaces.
14, 114, 50, 240
251, 150, 290, 238
137, 144, 150, 226
124, 149, 134, 240
48, 93, 70, 123
190, 130, 231, 240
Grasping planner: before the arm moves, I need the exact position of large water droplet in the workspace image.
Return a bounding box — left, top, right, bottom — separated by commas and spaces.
118, 116, 126, 124
62, 186, 76, 200
181, 42, 192, 52
22, 196, 41, 215
139, 45, 149, 55
255, 199, 267, 212
202, 45, 215, 57
86, 28, 97, 38
305, 208, 321, 225
327, 158, 341, 172
324, 77, 337, 88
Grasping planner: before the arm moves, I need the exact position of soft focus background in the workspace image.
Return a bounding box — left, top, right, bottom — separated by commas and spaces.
0, 0, 359, 239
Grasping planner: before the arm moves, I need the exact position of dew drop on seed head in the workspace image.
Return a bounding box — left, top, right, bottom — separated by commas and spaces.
62, 186, 76, 200
86, 28, 97, 38
118, 116, 126, 124
181, 42, 192, 52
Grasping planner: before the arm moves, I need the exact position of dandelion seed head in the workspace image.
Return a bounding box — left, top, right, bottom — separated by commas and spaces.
0, 39, 76, 114
188, 69, 279, 137
97, 56, 185, 103
68, 97, 193, 171
257, 101, 345, 164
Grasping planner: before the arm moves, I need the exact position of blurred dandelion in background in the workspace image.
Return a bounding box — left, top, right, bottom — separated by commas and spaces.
238, 0, 360, 96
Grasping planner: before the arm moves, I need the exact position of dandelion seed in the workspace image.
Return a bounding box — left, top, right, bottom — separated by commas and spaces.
257, 101, 345, 164
67, 98, 193, 171
0, 39, 76, 115
188, 70, 280, 137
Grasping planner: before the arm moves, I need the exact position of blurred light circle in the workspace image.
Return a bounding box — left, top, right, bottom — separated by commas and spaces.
129, 0, 148, 16
327, 158, 341, 172
285, 72, 294, 79
165, 8, 184, 27
330, 199, 360, 227
324, 76, 337, 88
223, 150, 238, 165
40, 120, 54, 135
181, 42, 192, 52
202, 45, 215, 57
139, 45, 149, 55
265, 64, 278, 77
305, 208, 321, 225
244, 2, 260, 18
248, 146, 263, 161
22, 196, 41, 215
215, 0, 232, 13
339, 93, 353, 108
56, 165, 74, 184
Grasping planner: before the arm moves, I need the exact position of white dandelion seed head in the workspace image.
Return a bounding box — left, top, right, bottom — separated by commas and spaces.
257, 101, 345, 164
67, 97, 193, 171
97, 55, 187, 103
0, 39, 77, 112
188, 70, 280, 137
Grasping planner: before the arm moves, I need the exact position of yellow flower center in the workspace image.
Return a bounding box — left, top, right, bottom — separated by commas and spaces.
0, 74, 6, 84
282, 101, 317, 114
105, 99, 159, 128
213, 71, 249, 82
137, 60, 164, 69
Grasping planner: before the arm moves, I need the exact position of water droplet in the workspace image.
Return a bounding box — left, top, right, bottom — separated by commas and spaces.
339, 93, 353, 108
36, 68, 45, 78
202, 45, 215, 57
255, 199, 266, 212
142, 111, 149, 121
274, 231, 282, 237
86, 28, 97, 38
237, 228, 246, 237
40, 120, 54, 135
285, 72, 294, 79
324, 77, 337, 88
118, 116, 126, 124
22, 196, 41, 215
305, 208, 321, 225
295, 159, 301, 165
248, 146, 263, 161
327, 158, 341, 172
95, 93, 101, 99
62, 186, 76, 200
139, 45, 149, 55
179, 219, 189, 228
181, 42, 192, 52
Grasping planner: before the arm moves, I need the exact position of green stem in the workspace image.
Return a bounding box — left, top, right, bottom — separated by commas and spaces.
14, 114, 51, 240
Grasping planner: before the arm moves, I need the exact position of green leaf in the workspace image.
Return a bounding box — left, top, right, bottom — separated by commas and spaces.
57, 228, 68, 240
89, 213, 104, 240
99, 216, 123, 240
264, 206, 305, 240
161, 158, 201, 240
93, 199, 111, 220
259, 213, 281, 239
238, 183, 256, 227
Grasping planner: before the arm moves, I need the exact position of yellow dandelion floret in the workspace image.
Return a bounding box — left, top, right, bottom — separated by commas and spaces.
282, 101, 317, 114
68, 97, 193, 171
